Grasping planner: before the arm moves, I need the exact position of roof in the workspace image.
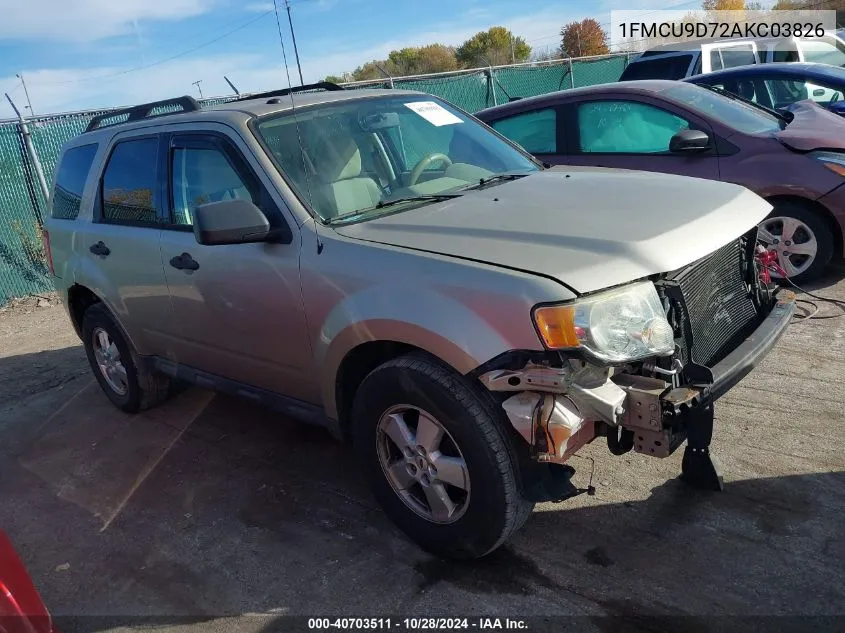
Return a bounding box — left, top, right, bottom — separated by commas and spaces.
475, 80, 682, 118
74, 87, 423, 143
206, 87, 421, 117
685, 61, 845, 83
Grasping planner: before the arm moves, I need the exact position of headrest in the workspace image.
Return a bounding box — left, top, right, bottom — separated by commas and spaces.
307, 123, 362, 182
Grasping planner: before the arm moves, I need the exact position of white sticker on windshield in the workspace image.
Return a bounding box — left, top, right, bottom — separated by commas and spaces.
404, 101, 463, 126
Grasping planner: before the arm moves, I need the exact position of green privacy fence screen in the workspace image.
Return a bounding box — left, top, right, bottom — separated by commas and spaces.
0, 53, 629, 305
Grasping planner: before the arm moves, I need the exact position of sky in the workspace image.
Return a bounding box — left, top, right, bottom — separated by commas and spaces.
0, 0, 702, 119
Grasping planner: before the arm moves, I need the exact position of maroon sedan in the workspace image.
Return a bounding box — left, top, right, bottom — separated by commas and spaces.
475, 80, 845, 283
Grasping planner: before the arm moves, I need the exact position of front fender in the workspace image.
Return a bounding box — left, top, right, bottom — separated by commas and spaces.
317, 284, 542, 421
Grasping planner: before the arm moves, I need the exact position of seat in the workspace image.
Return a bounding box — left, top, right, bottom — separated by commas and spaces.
307, 125, 381, 218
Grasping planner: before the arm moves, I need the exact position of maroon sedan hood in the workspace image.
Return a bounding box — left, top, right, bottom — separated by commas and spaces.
777, 100, 845, 151
0, 532, 53, 633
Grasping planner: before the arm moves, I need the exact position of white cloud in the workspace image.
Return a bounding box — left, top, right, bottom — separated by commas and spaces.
0, 0, 214, 42
244, 2, 275, 12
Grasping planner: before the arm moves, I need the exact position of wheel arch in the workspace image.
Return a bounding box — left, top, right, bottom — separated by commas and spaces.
67, 283, 103, 338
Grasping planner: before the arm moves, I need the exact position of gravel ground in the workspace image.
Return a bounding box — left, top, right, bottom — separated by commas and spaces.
0, 273, 843, 633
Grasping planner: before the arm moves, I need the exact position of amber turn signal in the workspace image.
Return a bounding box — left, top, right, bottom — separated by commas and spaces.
533, 305, 581, 349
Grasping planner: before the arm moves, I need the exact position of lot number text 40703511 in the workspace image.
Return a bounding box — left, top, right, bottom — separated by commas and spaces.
307, 618, 529, 630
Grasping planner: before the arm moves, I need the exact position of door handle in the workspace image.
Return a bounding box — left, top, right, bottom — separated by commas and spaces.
89, 241, 110, 257
169, 252, 199, 271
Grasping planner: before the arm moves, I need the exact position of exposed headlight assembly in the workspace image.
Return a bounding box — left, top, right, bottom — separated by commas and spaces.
532, 281, 675, 363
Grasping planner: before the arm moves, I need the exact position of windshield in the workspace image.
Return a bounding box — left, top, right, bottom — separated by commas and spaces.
663, 83, 782, 134
254, 95, 539, 222
620, 54, 693, 80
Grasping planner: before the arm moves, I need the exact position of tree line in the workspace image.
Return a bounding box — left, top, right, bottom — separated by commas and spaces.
325, 0, 845, 83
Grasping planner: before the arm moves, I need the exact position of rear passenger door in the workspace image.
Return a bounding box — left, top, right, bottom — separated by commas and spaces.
157, 131, 315, 403
487, 107, 564, 165
84, 134, 171, 355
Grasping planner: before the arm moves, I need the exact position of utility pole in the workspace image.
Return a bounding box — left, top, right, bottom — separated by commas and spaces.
224, 75, 240, 95
511, 35, 515, 64
284, 0, 304, 85
16, 73, 34, 115
5, 92, 50, 213
192, 80, 204, 98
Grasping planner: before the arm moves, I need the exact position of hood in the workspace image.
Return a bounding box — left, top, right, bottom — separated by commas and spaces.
778, 100, 845, 151
332, 167, 772, 294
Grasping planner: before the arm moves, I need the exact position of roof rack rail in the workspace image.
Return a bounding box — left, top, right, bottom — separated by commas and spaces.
234, 81, 344, 102
84, 96, 200, 133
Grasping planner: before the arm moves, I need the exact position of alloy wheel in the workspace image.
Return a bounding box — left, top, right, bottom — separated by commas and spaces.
92, 327, 128, 396
376, 405, 471, 524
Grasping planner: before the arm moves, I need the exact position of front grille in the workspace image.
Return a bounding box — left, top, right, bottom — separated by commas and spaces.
665, 236, 760, 368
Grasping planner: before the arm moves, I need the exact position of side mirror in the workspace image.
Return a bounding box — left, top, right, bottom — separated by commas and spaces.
669, 129, 711, 154
193, 199, 270, 246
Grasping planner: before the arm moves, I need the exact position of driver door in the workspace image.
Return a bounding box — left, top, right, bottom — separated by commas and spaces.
157, 131, 316, 403
560, 97, 721, 181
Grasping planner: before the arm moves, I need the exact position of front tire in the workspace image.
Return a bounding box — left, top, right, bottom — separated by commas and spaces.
82, 303, 172, 414
351, 353, 534, 559
758, 202, 833, 285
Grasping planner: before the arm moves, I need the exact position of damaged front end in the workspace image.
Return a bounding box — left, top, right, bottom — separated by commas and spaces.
478, 229, 796, 492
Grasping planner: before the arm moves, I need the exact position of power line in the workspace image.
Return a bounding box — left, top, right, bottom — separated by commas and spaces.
27, 9, 274, 87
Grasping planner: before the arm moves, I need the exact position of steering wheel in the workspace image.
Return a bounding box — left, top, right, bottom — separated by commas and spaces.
408, 153, 453, 186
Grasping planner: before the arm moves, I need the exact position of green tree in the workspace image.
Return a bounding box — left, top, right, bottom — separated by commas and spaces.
350, 61, 388, 81
387, 44, 458, 75
455, 26, 531, 67
323, 75, 345, 84
559, 19, 610, 58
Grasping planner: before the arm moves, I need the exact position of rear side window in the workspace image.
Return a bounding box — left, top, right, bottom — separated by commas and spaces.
490, 108, 557, 154
620, 54, 694, 81
51, 144, 97, 220
101, 138, 159, 225
720, 46, 757, 69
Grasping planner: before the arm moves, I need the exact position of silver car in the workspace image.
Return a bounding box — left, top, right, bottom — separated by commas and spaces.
42, 84, 795, 559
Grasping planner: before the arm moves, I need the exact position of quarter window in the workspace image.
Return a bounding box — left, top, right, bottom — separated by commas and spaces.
101, 138, 159, 224
577, 101, 690, 154
490, 109, 557, 154
51, 144, 97, 220
170, 146, 258, 226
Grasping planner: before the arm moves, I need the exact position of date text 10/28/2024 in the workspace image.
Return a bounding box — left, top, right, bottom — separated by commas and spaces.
308, 618, 528, 630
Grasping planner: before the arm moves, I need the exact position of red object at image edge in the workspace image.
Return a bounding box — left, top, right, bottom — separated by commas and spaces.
0, 532, 53, 633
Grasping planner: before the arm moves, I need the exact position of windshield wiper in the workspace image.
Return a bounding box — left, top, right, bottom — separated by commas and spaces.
323, 193, 462, 225
459, 172, 529, 191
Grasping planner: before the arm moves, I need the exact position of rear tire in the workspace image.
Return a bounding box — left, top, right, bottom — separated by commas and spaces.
351, 353, 534, 559
759, 202, 833, 285
82, 303, 172, 414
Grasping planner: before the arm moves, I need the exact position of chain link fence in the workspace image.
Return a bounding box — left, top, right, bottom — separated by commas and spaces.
0, 53, 629, 305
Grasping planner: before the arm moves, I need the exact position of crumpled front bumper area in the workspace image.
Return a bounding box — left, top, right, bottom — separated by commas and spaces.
486, 290, 796, 465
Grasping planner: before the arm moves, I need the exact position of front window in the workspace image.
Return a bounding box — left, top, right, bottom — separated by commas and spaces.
577, 101, 690, 154
254, 95, 538, 222
662, 83, 782, 135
